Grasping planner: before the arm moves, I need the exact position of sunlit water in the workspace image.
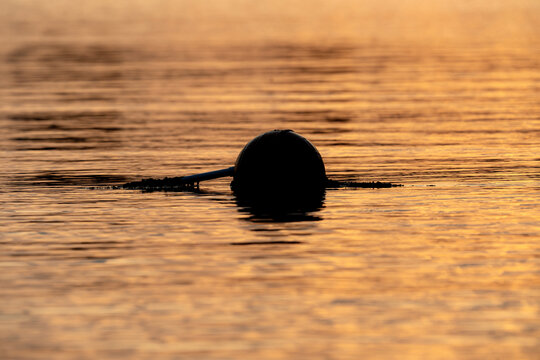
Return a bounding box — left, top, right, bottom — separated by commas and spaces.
1, 1, 539, 359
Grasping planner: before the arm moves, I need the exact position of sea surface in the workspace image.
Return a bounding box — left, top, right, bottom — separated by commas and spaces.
1, 1, 539, 359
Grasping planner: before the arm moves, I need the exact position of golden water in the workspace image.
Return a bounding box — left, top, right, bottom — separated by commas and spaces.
1, 1, 539, 358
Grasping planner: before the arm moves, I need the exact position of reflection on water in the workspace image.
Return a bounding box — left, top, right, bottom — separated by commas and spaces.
236, 190, 326, 224
1, 0, 540, 359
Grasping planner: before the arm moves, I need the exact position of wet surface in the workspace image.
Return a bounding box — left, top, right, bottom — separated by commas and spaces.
1, 1, 539, 359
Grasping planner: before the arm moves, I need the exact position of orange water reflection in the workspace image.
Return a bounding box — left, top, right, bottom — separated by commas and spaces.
1, 1, 539, 359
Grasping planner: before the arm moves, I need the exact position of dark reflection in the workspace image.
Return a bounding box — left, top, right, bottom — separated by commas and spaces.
235, 189, 325, 223
119, 176, 325, 223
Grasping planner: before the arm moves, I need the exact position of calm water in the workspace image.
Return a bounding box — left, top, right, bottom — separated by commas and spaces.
1, 1, 539, 359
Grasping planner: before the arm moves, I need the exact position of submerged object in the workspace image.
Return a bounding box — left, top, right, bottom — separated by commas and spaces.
121, 129, 399, 193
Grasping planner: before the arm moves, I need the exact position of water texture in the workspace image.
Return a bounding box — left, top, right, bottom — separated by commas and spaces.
1, 1, 539, 359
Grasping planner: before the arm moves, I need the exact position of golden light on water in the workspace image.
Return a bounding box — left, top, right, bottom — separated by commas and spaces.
0, 0, 539, 359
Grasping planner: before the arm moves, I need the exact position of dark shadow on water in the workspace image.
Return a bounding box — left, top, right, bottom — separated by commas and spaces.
235, 190, 325, 223
119, 175, 326, 223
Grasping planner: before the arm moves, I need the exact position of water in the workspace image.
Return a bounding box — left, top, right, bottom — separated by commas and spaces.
1, 1, 539, 358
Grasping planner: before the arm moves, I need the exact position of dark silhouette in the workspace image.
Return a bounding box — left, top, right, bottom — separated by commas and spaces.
231, 130, 326, 205
121, 130, 401, 202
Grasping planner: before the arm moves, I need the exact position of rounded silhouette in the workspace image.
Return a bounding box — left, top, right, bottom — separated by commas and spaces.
231, 129, 327, 206
121, 129, 397, 199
